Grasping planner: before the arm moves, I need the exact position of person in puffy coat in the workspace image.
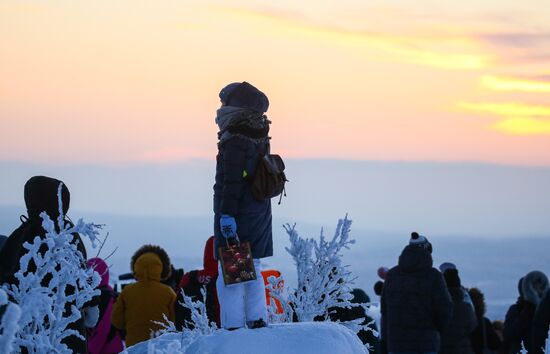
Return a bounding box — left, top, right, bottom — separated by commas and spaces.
468, 287, 501, 354
531, 288, 550, 354
381, 232, 453, 354
213, 81, 272, 330
111, 245, 176, 347
439, 269, 477, 354
176, 236, 220, 330
502, 271, 549, 353
86, 257, 124, 354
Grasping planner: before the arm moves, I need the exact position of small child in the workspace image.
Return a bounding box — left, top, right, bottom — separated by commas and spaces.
86, 257, 124, 354
111, 245, 176, 347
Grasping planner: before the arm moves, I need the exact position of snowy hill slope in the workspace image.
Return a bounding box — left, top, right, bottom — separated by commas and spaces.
126, 322, 368, 354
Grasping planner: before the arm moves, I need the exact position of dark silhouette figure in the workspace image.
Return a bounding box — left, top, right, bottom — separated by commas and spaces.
381, 232, 452, 354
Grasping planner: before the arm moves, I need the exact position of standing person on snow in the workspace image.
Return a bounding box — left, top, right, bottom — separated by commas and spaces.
111, 245, 176, 347
213, 81, 272, 330
502, 271, 549, 353
176, 236, 220, 330
439, 268, 477, 354
86, 257, 124, 354
381, 232, 453, 354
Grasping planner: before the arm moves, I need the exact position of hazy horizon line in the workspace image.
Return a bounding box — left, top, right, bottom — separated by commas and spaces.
2, 157, 550, 169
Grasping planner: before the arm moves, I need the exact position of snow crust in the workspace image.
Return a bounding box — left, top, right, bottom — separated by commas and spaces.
126, 322, 368, 354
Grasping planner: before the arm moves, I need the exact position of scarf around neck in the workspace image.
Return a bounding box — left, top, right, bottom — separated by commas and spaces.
215, 106, 271, 144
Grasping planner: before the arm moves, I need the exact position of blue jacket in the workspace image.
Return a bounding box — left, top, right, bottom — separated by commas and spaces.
213, 136, 273, 259
381, 245, 453, 353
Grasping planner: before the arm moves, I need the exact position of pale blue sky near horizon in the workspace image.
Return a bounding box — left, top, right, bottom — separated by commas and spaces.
1, 159, 549, 238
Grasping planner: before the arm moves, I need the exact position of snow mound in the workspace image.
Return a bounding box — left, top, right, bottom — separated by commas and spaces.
126, 322, 368, 354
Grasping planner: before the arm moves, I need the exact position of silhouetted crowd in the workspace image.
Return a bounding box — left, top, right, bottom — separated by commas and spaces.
1, 176, 548, 354
376, 232, 550, 354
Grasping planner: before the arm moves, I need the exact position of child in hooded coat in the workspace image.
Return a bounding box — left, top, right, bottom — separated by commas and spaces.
176, 236, 220, 330
86, 257, 124, 354
111, 245, 176, 347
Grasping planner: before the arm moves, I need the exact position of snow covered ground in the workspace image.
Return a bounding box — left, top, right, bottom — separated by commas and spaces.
126, 322, 368, 354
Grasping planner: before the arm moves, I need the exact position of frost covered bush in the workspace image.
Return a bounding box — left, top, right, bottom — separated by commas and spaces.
141, 288, 217, 354
0, 288, 21, 353
1, 183, 101, 353
281, 215, 356, 322
266, 216, 378, 351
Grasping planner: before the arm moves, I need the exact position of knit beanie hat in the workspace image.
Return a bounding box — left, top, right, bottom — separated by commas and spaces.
219, 81, 269, 113
377, 266, 389, 280
439, 262, 457, 273
409, 232, 432, 253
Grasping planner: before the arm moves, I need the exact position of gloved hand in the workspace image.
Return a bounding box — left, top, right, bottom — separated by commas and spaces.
220, 214, 237, 238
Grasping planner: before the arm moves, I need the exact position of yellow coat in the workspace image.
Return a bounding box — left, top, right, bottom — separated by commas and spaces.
111, 252, 176, 347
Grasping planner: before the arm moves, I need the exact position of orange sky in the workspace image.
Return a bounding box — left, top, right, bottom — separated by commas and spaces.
1, 0, 549, 166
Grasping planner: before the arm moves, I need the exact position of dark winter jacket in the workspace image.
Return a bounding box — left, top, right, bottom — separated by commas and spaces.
0, 176, 88, 353
470, 317, 502, 354
0, 176, 87, 285
531, 289, 550, 354
213, 135, 272, 259
468, 287, 501, 354
503, 272, 549, 353
502, 300, 535, 354
0, 235, 7, 252
440, 287, 477, 354
381, 245, 453, 353
176, 236, 220, 330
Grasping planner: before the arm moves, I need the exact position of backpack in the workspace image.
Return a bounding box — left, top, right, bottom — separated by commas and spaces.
250, 146, 288, 204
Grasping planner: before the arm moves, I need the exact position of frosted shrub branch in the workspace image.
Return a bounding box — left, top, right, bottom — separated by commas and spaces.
147, 287, 218, 353
178, 288, 217, 336
0, 288, 21, 353
283, 215, 356, 322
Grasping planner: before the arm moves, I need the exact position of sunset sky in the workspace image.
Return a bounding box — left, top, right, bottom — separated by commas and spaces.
1, 0, 550, 166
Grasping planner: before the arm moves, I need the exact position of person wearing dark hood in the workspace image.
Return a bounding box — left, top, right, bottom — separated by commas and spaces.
176, 236, 220, 330
531, 288, 550, 354
0, 176, 93, 352
439, 269, 477, 354
468, 287, 501, 354
502, 271, 549, 353
213, 81, 272, 330
0, 176, 87, 285
0, 176, 89, 353
381, 232, 452, 354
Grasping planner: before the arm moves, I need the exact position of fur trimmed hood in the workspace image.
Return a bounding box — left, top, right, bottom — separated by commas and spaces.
131, 245, 172, 281
522, 270, 549, 305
